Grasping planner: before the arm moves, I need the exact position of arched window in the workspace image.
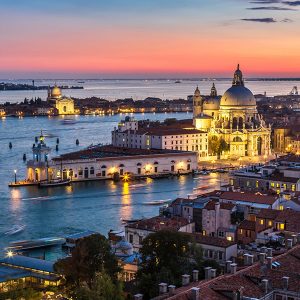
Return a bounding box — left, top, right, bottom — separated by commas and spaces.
238, 117, 243, 128
257, 137, 262, 156
101, 165, 107, 169
232, 117, 238, 129
137, 163, 142, 166
154, 162, 159, 165
69, 169, 74, 177
90, 167, 94, 175
119, 164, 125, 167
171, 160, 175, 164
78, 168, 83, 176
233, 136, 243, 143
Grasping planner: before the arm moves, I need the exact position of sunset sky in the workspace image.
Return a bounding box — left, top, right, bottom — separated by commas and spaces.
0, 0, 300, 78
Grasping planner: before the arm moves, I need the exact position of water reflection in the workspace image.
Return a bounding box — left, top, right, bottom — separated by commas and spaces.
10, 188, 21, 211
120, 182, 132, 222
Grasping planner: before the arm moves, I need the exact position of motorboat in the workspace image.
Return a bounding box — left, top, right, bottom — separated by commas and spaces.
39, 179, 71, 188
4, 225, 26, 235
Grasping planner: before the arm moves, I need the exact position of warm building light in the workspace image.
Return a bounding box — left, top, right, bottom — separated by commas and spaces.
123, 174, 130, 181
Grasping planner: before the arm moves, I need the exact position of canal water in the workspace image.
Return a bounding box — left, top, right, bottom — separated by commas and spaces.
0, 112, 226, 258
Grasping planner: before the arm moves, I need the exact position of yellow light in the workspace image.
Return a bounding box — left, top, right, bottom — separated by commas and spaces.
6, 250, 14, 258
14, 169, 17, 174
123, 174, 130, 181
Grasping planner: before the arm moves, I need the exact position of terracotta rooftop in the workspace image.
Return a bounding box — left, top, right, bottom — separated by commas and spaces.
238, 219, 256, 231
165, 245, 300, 300
125, 127, 206, 136
220, 191, 278, 205
204, 200, 235, 211
126, 216, 190, 232
188, 233, 236, 248
257, 208, 281, 220
53, 145, 194, 161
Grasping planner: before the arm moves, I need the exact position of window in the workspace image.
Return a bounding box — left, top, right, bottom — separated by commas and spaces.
227, 236, 232, 241
271, 182, 275, 188
78, 169, 83, 176
256, 181, 259, 188
268, 221, 272, 226
279, 205, 284, 211
129, 234, 133, 243
90, 167, 94, 175
292, 184, 296, 192
260, 219, 264, 225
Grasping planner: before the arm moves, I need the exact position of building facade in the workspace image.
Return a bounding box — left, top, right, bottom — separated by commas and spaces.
47, 85, 75, 115
194, 65, 271, 159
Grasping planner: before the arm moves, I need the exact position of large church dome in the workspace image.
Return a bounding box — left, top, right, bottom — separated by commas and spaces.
51, 85, 62, 98
220, 65, 256, 108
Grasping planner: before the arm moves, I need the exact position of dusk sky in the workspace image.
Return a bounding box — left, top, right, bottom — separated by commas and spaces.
0, 0, 300, 78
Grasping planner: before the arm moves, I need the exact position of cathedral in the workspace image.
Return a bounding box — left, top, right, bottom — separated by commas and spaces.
193, 65, 271, 159
47, 85, 75, 115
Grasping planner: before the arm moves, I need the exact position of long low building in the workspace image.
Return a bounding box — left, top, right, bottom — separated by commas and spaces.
27, 141, 198, 182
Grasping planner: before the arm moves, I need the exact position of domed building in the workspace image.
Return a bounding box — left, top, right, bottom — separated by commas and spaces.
47, 84, 75, 115
193, 65, 271, 158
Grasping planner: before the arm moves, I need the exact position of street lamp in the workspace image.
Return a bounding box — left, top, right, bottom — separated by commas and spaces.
14, 169, 17, 184
6, 250, 14, 258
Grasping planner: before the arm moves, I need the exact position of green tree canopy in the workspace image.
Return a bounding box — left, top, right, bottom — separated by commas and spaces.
54, 234, 121, 288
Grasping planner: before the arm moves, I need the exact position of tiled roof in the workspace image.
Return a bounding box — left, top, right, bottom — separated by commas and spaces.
53, 145, 194, 161
238, 219, 256, 231
257, 208, 281, 220
166, 245, 300, 300
126, 216, 190, 232
189, 233, 236, 248
204, 200, 235, 211
220, 191, 278, 205
275, 209, 300, 232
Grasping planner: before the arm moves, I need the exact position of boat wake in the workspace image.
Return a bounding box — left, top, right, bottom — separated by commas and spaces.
4, 225, 26, 235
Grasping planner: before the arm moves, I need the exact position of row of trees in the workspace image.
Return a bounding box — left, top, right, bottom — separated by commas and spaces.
54, 231, 220, 300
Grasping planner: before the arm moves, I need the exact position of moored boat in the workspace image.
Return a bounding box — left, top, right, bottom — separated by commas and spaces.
39, 179, 71, 188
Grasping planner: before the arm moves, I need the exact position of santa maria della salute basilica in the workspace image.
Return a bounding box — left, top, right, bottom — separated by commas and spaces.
193, 65, 271, 159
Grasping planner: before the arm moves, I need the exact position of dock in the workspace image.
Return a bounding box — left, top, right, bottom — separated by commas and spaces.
8, 180, 38, 187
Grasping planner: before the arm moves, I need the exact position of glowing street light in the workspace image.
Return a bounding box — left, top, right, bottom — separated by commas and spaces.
14, 169, 17, 184
6, 250, 14, 258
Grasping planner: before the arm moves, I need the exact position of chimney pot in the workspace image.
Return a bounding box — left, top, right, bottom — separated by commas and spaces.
230, 263, 237, 274
286, 238, 293, 249
182, 274, 190, 286
204, 267, 212, 279
282, 276, 289, 290
259, 253, 266, 264
158, 283, 168, 295
291, 234, 297, 245
266, 248, 273, 257
191, 287, 200, 300
226, 260, 232, 273
243, 253, 249, 266
266, 256, 272, 269
134, 294, 143, 300
168, 285, 176, 296
248, 254, 254, 265
262, 279, 268, 294
210, 269, 217, 278
192, 269, 199, 282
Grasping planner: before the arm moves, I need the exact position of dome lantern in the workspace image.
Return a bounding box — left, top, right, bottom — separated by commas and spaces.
232, 64, 244, 86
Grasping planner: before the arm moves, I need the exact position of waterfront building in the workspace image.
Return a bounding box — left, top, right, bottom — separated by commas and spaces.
112, 65, 271, 161
194, 65, 271, 158
230, 156, 300, 193
29, 145, 197, 183
112, 117, 209, 159
0, 255, 61, 293
27, 132, 51, 182
47, 84, 75, 115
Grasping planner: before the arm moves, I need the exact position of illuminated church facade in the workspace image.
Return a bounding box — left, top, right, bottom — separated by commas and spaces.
47, 85, 75, 115
193, 65, 271, 159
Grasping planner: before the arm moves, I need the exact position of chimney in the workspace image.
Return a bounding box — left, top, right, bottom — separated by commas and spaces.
191, 287, 200, 300
262, 279, 268, 294
168, 285, 176, 296
297, 233, 300, 244
261, 246, 267, 253
134, 294, 143, 300
248, 254, 254, 265
230, 263, 237, 274
286, 238, 293, 249
204, 267, 212, 279
182, 274, 190, 286
243, 253, 249, 266
266, 256, 272, 269
210, 269, 217, 279
259, 253, 266, 264
193, 270, 199, 282
226, 260, 232, 273
282, 276, 289, 290
291, 234, 297, 245
266, 248, 273, 257
158, 283, 168, 295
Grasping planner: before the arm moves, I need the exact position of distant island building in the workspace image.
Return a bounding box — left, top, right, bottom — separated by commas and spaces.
47, 84, 75, 115
112, 65, 271, 160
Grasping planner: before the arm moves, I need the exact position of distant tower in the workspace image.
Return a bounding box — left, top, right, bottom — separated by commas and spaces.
232, 64, 244, 86
27, 131, 51, 182
32, 80, 35, 87
210, 83, 217, 97
193, 86, 203, 118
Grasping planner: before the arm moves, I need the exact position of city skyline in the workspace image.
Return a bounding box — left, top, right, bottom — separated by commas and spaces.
0, 0, 300, 78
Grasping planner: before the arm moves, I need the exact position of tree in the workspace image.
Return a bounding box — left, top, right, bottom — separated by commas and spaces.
209, 136, 229, 158
54, 234, 121, 289
75, 272, 124, 300
136, 230, 193, 299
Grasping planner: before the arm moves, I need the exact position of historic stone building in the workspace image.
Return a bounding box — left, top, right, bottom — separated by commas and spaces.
47, 85, 75, 115
193, 65, 271, 158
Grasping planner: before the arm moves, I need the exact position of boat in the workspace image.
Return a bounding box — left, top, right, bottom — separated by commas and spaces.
61, 118, 76, 125
7, 237, 66, 251
144, 199, 172, 205
4, 225, 26, 235
175, 80, 181, 84
39, 179, 71, 188
194, 170, 210, 175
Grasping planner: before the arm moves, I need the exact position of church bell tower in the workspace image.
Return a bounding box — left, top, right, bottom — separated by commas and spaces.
193, 86, 203, 118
